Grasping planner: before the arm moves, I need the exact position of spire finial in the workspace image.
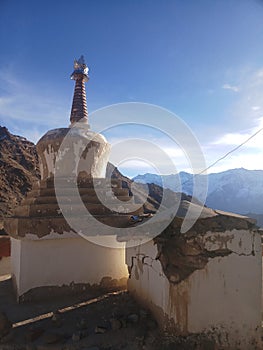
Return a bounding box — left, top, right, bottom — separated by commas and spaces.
70, 55, 89, 126
71, 55, 89, 82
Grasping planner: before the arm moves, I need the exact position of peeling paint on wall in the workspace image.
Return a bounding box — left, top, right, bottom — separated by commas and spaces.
153, 215, 257, 284
126, 214, 262, 349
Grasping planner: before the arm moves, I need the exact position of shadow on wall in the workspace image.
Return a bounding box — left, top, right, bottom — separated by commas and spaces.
0, 236, 11, 276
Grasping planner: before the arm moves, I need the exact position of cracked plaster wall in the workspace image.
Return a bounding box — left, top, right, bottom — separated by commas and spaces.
126, 228, 262, 349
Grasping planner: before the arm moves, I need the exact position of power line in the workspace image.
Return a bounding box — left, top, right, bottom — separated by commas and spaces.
178, 126, 263, 190
198, 126, 263, 175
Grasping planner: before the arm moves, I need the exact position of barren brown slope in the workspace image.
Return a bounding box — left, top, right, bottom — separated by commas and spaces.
0, 126, 40, 224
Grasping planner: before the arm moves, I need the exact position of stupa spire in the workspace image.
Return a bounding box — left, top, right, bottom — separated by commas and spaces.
70, 55, 89, 125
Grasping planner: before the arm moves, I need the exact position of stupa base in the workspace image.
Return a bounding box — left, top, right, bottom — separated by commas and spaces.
11, 234, 128, 302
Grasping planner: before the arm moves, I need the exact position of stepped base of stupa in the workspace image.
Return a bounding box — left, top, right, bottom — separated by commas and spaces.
5, 177, 142, 239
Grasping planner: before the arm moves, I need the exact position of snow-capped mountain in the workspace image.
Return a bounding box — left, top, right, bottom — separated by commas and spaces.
133, 168, 263, 215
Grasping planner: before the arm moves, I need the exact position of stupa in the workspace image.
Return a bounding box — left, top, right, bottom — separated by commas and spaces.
4, 56, 141, 301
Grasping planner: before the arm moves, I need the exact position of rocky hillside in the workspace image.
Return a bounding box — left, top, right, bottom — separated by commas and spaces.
0, 126, 40, 226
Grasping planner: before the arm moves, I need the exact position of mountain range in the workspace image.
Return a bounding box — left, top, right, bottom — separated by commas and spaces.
133, 169, 263, 221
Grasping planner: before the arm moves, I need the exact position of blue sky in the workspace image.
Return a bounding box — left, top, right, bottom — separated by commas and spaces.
1, 0, 263, 177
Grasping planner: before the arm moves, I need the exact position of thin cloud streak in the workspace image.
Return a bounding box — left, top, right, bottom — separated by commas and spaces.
0, 70, 69, 127
222, 83, 239, 92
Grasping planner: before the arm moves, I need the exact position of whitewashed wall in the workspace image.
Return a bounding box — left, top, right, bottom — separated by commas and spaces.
11, 234, 128, 298
0, 256, 10, 276
126, 229, 262, 350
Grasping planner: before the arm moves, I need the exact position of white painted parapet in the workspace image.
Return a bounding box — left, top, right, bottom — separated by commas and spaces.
126, 228, 262, 349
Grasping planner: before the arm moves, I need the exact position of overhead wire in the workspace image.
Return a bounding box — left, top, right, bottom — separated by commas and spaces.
175, 126, 263, 191
198, 126, 263, 175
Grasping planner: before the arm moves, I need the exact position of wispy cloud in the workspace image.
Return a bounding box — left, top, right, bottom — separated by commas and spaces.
222, 83, 239, 92
0, 68, 74, 143
202, 116, 263, 173
212, 115, 263, 148
101, 67, 263, 175
251, 106, 261, 111
0, 69, 69, 128
106, 132, 206, 176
